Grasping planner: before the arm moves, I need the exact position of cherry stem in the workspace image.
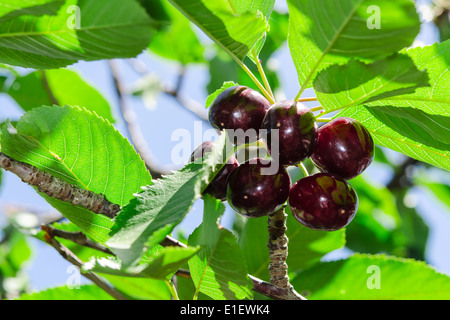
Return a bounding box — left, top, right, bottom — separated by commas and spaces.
232, 56, 275, 104
298, 162, 310, 177
165, 279, 179, 300
314, 107, 342, 120
252, 49, 275, 102
298, 97, 318, 102
317, 118, 333, 123
309, 106, 323, 112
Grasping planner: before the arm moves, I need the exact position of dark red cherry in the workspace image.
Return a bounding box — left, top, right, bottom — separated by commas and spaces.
226, 158, 291, 218
261, 100, 318, 165
208, 86, 271, 144
190, 141, 239, 201
288, 173, 358, 231
311, 117, 374, 180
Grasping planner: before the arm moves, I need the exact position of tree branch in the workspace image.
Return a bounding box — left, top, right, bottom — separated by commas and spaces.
0, 152, 120, 219
42, 228, 127, 300
108, 60, 172, 180
160, 229, 306, 300
266, 206, 305, 300
3, 149, 304, 300
42, 218, 306, 300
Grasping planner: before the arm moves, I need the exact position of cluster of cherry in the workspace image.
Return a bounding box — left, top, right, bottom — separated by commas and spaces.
191, 86, 374, 231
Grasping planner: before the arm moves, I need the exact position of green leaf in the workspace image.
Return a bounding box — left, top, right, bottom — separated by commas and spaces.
6, 69, 115, 123
0, 0, 64, 24
188, 196, 253, 300
337, 105, 450, 170
228, 0, 275, 63
287, 0, 420, 94
291, 253, 450, 299
17, 284, 114, 300
230, 0, 275, 16
83, 246, 200, 280
137, 0, 171, 27
104, 277, 171, 300
239, 207, 346, 281
337, 41, 450, 170
0, 105, 151, 243
148, 2, 204, 64
30, 221, 172, 300
314, 54, 430, 113
106, 131, 231, 266
167, 0, 269, 62
344, 176, 404, 254
205, 11, 287, 96
0, 0, 156, 69
105, 164, 203, 266
205, 81, 238, 109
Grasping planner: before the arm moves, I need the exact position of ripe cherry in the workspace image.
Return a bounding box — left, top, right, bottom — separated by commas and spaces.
311, 117, 374, 180
226, 158, 291, 218
208, 86, 271, 144
190, 141, 239, 201
261, 100, 318, 165
288, 173, 358, 231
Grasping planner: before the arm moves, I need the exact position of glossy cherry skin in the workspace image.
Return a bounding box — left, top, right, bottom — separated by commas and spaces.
190, 141, 239, 201
261, 100, 318, 165
311, 117, 374, 180
288, 173, 358, 231
208, 86, 271, 144
226, 158, 291, 218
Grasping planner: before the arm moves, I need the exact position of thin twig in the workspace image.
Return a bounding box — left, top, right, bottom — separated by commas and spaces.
163, 88, 209, 122
42, 228, 127, 300
108, 60, 172, 179
174, 65, 186, 94
40, 70, 59, 106
41, 224, 114, 255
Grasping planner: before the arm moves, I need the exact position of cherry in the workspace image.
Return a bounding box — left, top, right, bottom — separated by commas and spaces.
190, 141, 239, 201
226, 158, 291, 218
311, 117, 374, 180
261, 100, 318, 165
208, 86, 271, 144
288, 173, 358, 231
